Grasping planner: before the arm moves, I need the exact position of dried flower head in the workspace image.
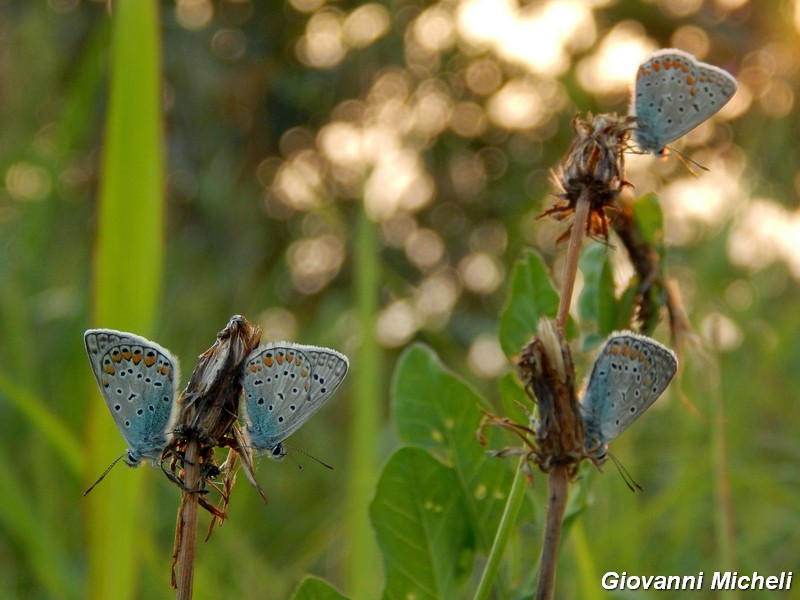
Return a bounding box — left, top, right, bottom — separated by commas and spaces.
541, 113, 634, 241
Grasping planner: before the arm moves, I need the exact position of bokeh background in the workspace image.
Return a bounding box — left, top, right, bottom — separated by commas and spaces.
1, 0, 798, 598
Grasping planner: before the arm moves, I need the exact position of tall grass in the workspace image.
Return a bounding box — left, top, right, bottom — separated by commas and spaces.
85, 2, 165, 599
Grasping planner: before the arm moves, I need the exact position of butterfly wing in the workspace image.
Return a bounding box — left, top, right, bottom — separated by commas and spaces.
240, 343, 349, 454
632, 49, 737, 153
84, 329, 181, 464
581, 331, 678, 452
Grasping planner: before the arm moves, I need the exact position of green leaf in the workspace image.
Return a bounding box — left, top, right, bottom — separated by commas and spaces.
291, 577, 350, 600
392, 345, 515, 552
578, 244, 617, 344
632, 193, 666, 252
370, 447, 472, 600
498, 250, 561, 356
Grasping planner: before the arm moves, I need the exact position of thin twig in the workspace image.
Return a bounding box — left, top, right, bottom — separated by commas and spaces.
174, 439, 200, 600
556, 188, 590, 331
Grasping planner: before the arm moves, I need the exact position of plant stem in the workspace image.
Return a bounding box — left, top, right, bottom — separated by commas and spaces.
556, 189, 590, 330
173, 439, 200, 600
473, 456, 528, 600
534, 466, 569, 600
347, 203, 381, 598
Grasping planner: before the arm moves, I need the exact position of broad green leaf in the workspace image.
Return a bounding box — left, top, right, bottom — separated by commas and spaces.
498, 250, 562, 356
291, 577, 350, 600
370, 447, 472, 600
578, 244, 617, 345
392, 345, 515, 552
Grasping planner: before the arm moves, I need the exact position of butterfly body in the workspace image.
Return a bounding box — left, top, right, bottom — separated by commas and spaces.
240, 343, 348, 457
84, 329, 180, 466
581, 331, 678, 460
631, 48, 737, 155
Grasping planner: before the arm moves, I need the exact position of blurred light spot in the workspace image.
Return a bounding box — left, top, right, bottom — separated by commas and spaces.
47, 0, 79, 13
343, 4, 391, 49
175, 0, 214, 30
465, 58, 503, 96
459, 252, 504, 294
405, 228, 445, 271
576, 22, 649, 95
6, 162, 51, 202
36, 286, 79, 321
723, 279, 754, 312
297, 9, 346, 69
271, 150, 326, 211
318, 121, 367, 169
487, 79, 546, 130
364, 150, 434, 220
796, 0, 800, 33
700, 312, 742, 352
412, 82, 453, 137
377, 299, 420, 347
381, 215, 417, 248
660, 0, 702, 18
759, 79, 794, 118
670, 25, 709, 59
414, 272, 460, 327
211, 28, 247, 61
413, 5, 455, 52
450, 102, 487, 138
449, 153, 487, 200
728, 198, 800, 279
287, 234, 345, 294
468, 334, 509, 378
457, 0, 595, 77
279, 127, 315, 158
290, 0, 326, 13
660, 157, 745, 245
470, 221, 507, 254
716, 0, 748, 8
256, 307, 298, 342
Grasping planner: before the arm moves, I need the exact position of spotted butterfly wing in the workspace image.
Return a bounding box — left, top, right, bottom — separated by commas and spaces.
84, 329, 180, 465
240, 343, 349, 455
581, 331, 678, 457
631, 48, 737, 154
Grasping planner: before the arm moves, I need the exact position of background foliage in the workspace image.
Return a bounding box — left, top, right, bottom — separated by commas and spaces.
1, 0, 798, 598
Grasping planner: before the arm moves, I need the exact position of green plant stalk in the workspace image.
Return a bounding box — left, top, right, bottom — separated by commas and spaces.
473, 456, 528, 600
347, 203, 381, 598
86, 2, 165, 599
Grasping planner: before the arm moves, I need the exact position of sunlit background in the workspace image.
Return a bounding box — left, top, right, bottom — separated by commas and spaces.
2, 0, 799, 598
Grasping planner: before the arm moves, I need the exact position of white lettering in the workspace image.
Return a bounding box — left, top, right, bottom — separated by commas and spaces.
712, 572, 732, 589
601, 572, 619, 590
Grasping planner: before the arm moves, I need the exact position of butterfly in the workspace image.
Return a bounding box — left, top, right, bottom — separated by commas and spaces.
631, 48, 737, 156
581, 331, 678, 461
239, 342, 349, 459
84, 329, 180, 492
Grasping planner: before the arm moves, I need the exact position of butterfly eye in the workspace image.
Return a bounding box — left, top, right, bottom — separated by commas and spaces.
270, 444, 287, 460
125, 450, 139, 466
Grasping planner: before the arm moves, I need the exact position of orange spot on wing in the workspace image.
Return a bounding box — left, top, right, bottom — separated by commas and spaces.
132, 349, 142, 364
104, 364, 116, 375
248, 364, 260, 373
263, 356, 273, 367
144, 353, 156, 367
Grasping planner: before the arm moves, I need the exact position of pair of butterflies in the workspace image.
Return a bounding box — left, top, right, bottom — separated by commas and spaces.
630, 48, 738, 156
84, 328, 348, 476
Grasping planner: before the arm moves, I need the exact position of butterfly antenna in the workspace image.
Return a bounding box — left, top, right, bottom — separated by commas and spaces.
665, 145, 709, 175
608, 452, 643, 492
83, 453, 126, 496
284, 444, 334, 470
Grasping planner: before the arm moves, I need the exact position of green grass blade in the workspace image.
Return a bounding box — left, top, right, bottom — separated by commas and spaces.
85, 2, 165, 599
